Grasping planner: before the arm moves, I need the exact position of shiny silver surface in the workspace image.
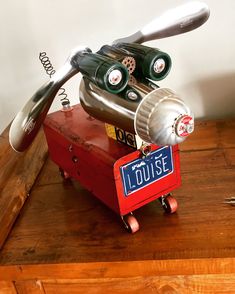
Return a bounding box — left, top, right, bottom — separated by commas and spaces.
80, 79, 194, 146
134, 88, 194, 146
9, 1, 207, 152
127, 91, 138, 101
79, 78, 138, 133
113, 1, 210, 44
129, 77, 158, 96
9, 46, 90, 152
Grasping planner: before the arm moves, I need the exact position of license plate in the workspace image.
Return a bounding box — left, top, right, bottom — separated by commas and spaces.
120, 146, 174, 196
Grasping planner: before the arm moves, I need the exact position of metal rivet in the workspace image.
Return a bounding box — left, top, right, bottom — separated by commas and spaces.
127, 91, 138, 101
72, 156, 78, 163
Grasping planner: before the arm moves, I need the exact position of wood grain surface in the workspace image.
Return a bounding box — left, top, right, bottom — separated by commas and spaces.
0, 126, 48, 249
41, 275, 235, 294
0, 119, 235, 293
0, 281, 16, 294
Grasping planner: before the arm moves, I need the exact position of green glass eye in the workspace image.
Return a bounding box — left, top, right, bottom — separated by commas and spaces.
78, 53, 129, 94
115, 43, 172, 81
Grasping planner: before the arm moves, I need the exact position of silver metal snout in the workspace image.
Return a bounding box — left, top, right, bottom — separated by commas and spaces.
134, 88, 194, 145
79, 78, 194, 146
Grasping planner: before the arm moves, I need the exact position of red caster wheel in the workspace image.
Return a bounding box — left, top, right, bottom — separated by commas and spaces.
160, 195, 178, 214
59, 168, 70, 180
122, 213, 140, 234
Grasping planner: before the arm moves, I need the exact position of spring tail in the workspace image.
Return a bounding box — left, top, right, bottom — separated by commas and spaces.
39, 52, 71, 109
39, 52, 56, 78
58, 87, 70, 107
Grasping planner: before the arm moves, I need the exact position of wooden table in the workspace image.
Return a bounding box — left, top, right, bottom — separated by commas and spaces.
1, 119, 235, 293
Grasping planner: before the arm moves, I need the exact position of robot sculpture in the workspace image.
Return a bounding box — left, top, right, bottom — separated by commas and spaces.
9, 2, 210, 233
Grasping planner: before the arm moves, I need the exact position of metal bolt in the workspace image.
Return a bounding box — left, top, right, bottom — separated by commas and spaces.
72, 156, 78, 163
127, 91, 138, 101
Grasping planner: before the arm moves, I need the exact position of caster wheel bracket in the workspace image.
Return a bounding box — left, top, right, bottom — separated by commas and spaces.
121, 212, 140, 234
159, 194, 178, 214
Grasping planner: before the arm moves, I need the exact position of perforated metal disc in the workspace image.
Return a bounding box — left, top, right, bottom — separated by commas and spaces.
122, 56, 136, 74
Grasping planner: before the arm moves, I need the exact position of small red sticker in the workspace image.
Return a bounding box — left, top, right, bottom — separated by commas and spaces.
176, 115, 194, 137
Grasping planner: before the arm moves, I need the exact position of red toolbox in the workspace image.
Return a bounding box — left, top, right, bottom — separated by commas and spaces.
43, 104, 181, 233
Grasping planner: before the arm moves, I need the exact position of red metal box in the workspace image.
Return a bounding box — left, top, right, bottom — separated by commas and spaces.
43, 105, 181, 231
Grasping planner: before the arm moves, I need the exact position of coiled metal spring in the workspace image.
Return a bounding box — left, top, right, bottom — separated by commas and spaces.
39, 52, 70, 107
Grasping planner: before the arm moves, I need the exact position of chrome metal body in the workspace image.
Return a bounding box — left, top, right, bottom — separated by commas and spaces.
9, 1, 210, 152
9, 47, 90, 152
79, 78, 138, 133
113, 1, 210, 44
134, 88, 194, 145
80, 78, 194, 146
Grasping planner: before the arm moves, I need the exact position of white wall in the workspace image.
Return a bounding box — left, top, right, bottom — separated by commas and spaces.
0, 0, 235, 134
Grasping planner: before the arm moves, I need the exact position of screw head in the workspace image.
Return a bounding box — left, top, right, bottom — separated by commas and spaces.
127, 91, 138, 101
